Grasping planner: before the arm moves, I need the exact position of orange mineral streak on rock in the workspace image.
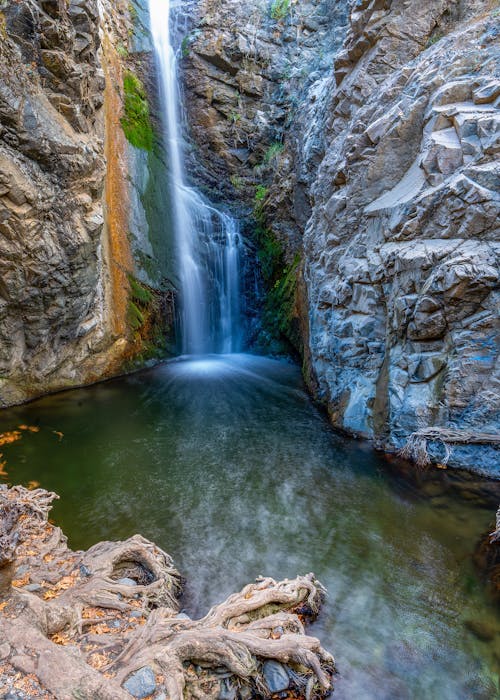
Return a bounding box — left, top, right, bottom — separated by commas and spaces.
103, 36, 133, 338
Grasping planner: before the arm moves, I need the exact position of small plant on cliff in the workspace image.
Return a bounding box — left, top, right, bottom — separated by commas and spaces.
117, 42, 129, 58
230, 174, 243, 189
263, 142, 284, 165
270, 0, 291, 20
127, 274, 153, 333
264, 253, 300, 336
121, 71, 154, 151
254, 184, 268, 205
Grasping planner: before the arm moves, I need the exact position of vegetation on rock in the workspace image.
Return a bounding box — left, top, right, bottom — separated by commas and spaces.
270, 0, 292, 21
121, 71, 155, 151
254, 187, 300, 348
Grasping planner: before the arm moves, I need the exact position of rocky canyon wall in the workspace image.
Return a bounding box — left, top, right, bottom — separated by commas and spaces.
182, 0, 499, 474
0, 0, 174, 407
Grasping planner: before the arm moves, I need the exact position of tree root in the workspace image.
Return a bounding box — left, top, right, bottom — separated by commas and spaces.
0, 485, 335, 699
398, 427, 500, 468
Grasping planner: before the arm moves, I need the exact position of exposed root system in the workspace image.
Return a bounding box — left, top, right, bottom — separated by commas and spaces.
0, 485, 335, 700
398, 428, 500, 468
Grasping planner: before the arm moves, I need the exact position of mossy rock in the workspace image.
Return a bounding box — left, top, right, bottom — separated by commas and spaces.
121, 71, 155, 151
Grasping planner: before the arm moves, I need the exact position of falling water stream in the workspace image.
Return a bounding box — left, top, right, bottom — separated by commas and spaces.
149, 0, 242, 354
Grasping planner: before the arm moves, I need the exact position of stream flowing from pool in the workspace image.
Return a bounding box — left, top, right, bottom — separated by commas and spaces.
1, 355, 499, 699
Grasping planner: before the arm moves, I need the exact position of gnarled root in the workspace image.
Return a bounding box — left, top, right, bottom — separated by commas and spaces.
0, 485, 335, 699
398, 427, 500, 468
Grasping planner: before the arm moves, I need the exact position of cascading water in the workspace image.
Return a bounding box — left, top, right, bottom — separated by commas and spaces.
148, 0, 243, 355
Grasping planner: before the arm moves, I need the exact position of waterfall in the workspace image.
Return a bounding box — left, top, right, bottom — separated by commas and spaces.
148, 0, 242, 355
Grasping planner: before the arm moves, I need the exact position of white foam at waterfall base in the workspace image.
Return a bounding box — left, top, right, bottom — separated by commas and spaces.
148, 0, 243, 355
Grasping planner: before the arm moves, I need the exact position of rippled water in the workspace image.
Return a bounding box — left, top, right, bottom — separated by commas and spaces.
1, 355, 499, 698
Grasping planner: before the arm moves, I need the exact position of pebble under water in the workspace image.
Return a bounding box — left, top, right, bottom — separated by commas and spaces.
1, 354, 499, 699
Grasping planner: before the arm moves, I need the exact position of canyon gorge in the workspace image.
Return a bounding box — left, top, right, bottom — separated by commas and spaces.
0, 1, 500, 699
0, 0, 498, 473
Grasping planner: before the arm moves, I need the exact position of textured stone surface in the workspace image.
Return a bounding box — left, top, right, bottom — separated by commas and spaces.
0, 0, 130, 406
183, 0, 500, 474
0, 0, 174, 406
299, 0, 500, 472
123, 666, 157, 699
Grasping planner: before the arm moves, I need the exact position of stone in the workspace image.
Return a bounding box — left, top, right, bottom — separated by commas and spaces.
25, 583, 43, 592
218, 678, 237, 700
0, 642, 11, 659
116, 577, 138, 586
262, 660, 290, 693
473, 81, 500, 105
123, 666, 157, 699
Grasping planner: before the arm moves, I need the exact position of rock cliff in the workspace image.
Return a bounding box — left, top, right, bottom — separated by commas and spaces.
181, 0, 499, 473
0, 0, 174, 407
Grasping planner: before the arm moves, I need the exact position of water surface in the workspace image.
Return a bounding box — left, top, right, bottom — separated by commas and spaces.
1, 354, 499, 699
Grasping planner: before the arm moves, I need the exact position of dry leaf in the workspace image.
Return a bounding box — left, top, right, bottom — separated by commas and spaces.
88, 652, 110, 670
12, 572, 30, 587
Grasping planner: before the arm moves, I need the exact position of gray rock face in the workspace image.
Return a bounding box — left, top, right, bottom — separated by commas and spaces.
0, 0, 127, 406
180, 0, 349, 217
299, 0, 500, 473
123, 666, 157, 699
183, 0, 499, 474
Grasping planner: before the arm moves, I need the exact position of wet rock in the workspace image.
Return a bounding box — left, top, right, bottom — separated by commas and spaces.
262, 660, 290, 693
123, 666, 157, 699
218, 678, 237, 700
464, 619, 497, 642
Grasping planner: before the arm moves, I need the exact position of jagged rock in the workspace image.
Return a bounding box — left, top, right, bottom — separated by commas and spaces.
182, 0, 500, 474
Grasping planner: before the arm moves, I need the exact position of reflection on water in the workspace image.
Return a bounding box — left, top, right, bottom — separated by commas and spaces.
1, 354, 499, 698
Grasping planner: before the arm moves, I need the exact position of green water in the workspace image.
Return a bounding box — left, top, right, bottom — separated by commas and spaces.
1, 354, 499, 699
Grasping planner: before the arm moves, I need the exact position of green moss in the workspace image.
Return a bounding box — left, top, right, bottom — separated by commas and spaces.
263, 253, 300, 337
270, 0, 291, 20
253, 189, 300, 345
121, 71, 154, 151
128, 274, 153, 305
127, 300, 145, 332
181, 35, 191, 58
255, 224, 283, 282
125, 275, 171, 364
